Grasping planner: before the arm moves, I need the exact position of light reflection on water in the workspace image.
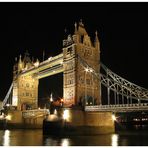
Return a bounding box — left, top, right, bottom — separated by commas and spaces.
3, 130, 10, 146
111, 134, 118, 146
61, 139, 69, 146
1, 129, 148, 146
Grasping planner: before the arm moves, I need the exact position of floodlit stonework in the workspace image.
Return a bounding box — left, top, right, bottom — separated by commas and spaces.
12, 21, 101, 109
63, 21, 101, 106
12, 51, 39, 110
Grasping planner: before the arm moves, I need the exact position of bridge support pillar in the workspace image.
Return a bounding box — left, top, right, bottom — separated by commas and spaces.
67, 109, 115, 134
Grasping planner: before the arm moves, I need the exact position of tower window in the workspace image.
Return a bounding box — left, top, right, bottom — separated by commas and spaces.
86, 79, 91, 85
80, 35, 84, 43
67, 47, 73, 55
26, 83, 29, 87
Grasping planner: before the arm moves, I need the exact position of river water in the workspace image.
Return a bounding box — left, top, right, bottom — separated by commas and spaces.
0, 129, 148, 146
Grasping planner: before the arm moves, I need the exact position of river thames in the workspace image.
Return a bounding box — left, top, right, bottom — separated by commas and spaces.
0, 128, 148, 146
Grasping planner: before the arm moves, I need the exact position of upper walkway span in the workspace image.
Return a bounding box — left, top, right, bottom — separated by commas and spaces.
20, 53, 63, 79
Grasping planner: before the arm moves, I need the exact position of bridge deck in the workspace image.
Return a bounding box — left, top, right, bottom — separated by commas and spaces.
85, 103, 148, 112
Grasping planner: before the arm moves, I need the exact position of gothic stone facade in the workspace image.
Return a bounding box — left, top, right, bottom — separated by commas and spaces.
12, 52, 39, 110
63, 21, 101, 107
12, 21, 101, 109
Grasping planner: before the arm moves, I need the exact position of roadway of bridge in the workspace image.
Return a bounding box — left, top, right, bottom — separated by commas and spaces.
85, 103, 148, 112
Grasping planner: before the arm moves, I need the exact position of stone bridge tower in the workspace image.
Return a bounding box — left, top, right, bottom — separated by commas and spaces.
12, 51, 39, 110
63, 21, 101, 107
11, 21, 101, 109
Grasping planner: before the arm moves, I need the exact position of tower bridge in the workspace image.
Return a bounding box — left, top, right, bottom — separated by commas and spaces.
21, 53, 64, 79
2, 20, 148, 114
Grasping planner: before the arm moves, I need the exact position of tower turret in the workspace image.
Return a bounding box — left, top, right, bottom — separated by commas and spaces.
18, 55, 23, 72
23, 50, 33, 69
63, 20, 101, 107
74, 22, 78, 34
13, 57, 18, 79
94, 30, 100, 50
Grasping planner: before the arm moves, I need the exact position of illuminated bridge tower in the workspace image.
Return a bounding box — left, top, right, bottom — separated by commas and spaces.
63, 21, 101, 107
12, 51, 39, 110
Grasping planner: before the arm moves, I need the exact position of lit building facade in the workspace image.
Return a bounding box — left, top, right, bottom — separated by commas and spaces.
12, 21, 101, 109
12, 51, 39, 110
63, 21, 101, 106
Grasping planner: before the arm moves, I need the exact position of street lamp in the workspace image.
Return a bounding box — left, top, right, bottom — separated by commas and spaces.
63, 109, 70, 121
84, 68, 88, 106
50, 93, 53, 102
112, 114, 116, 121
84, 67, 94, 106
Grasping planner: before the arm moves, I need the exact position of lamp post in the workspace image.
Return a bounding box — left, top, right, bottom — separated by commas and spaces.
85, 68, 89, 106
84, 67, 95, 106
50, 93, 53, 102
49, 93, 53, 114
89, 69, 94, 105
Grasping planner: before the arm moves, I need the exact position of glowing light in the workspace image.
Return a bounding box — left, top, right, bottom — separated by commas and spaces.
60, 61, 63, 64
12, 94, 18, 106
38, 107, 40, 110
50, 93, 53, 102
61, 139, 69, 147
48, 57, 52, 61
3, 130, 10, 146
61, 99, 64, 102
0, 114, 4, 119
6, 104, 10, 107
84, 68, 93, 73
5, 115, 11, 121
34, 61, 39, 67
112, 114, 116, 121
47, 114, 59, 121
54, 109, 57, 115
111, 134, 118, 146
85, 68, 89, 72
63, 109, 70, 120
90, 69, 93, 72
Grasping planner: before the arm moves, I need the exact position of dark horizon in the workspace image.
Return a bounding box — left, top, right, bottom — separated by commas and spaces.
0, 2, 148, 100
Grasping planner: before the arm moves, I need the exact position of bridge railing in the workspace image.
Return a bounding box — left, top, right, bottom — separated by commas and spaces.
85, 103, 148, 112
21, 53, 63, 75
22, 109, 49, 118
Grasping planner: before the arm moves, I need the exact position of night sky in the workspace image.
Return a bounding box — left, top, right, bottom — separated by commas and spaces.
0, 2, 148, 101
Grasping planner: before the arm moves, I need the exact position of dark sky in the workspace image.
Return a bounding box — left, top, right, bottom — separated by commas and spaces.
0, 2, 148, 100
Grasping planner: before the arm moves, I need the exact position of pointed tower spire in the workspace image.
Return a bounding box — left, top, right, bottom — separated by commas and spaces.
95, 31, 99, 42
74, 22, 77, 34
19, 54, 22, 62
15, 57, 17, 62
79, 19, 84, 27
18, 54, 23, 72
64, 28, 68, 39
94, 30, 100, 50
